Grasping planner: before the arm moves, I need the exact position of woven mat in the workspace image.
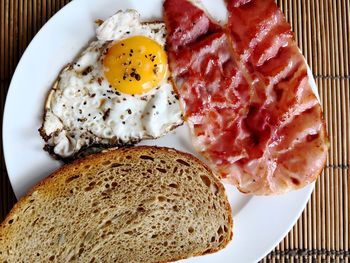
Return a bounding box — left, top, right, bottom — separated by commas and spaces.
0, 0, 349, 262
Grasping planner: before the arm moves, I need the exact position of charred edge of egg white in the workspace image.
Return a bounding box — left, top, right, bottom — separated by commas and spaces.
38, 65, 70, 142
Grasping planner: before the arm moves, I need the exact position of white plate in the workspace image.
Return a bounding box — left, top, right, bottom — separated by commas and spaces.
3, 0, 316, 262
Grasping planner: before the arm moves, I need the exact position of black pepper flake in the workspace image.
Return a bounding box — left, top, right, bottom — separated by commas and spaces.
78, 89, 81, 92
126, 31, 130, 34
151, 95, 155, 98
152, 105, 156, 109
123, 73, 128, 80
80, 127, 83, 130
79, 109, 82, 114
121, 43, 124, 46
127, 109, 132, 114
175, 95, 179, 100
123, 98, 127, 101
122, 121, 126, 125
130, 49, 134, 53
88, 113, 91, 117
108, 96, 111, 99
77, 117, 87, 122
135, 74, 141, 81
102, 108, 111, 121
115, 91, 121, 96
71, 106, 74, 109
90, 93, 96, 98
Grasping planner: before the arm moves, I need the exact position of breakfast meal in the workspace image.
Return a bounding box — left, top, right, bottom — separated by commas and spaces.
0, 0, 331, 262
39, 10, 183, 161
164, 0, 329, 194
0, 147, 233, 262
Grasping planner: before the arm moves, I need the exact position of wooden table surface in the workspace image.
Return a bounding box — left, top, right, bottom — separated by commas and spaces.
1, 0, 349, 262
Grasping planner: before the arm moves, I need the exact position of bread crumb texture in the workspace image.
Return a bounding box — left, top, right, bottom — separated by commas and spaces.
0, 146, 232, 262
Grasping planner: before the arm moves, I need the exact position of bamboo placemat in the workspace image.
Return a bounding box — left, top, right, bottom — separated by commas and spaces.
0, 0, 349, 262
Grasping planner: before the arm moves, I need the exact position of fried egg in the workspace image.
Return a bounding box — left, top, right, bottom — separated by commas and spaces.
40, 10, 183, 159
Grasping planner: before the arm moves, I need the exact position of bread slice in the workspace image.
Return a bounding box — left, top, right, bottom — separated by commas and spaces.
0, 146, 233, 262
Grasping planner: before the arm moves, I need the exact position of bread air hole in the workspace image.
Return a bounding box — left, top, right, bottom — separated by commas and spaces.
217, 226, 223, 235
158, 196, 166, 202
168, 183, 178, 188
188, 226, 194, 233
200, 175, 211, 188
137, 207, 145, 212
65, 175, 80, 183
111, 163, 122, 168
102, 160, 111, 165
224, 225, 228, 233
140, 155, 154, 161
176, 159, 190, 166
156, 168, 167, 173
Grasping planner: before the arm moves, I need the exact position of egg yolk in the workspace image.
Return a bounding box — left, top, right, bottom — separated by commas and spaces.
103, 36, 168, 95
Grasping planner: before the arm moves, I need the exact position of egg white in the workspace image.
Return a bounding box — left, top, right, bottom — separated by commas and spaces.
41, 10, 183, 159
